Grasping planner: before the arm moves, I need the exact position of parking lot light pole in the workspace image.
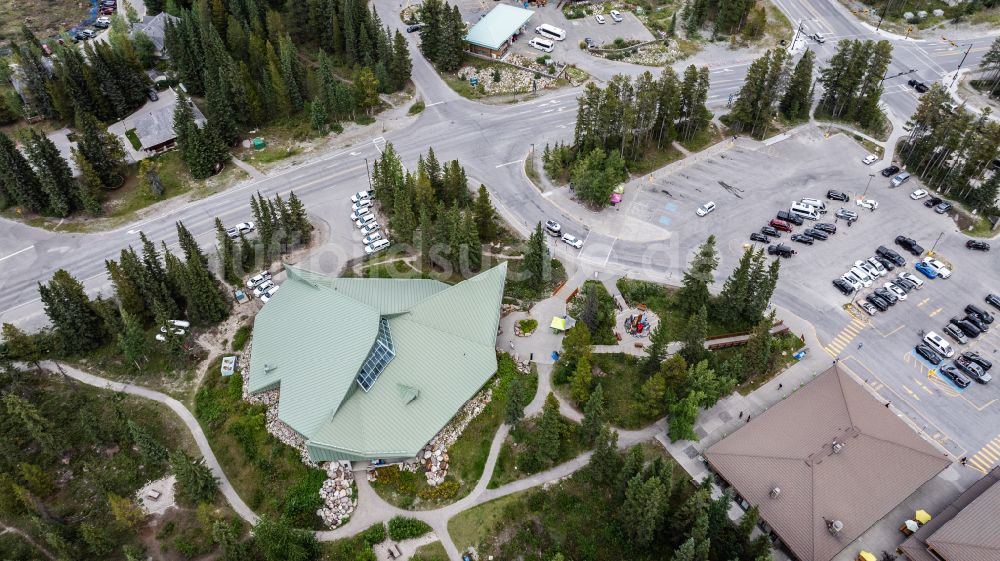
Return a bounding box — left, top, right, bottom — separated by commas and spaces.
930, 231, 944, 253
862, 174, 875, 198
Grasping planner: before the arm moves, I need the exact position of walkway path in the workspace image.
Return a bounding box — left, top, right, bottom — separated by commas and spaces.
0, 524, 56, 561
230, 157, 265, 179
35, 276, 837, 560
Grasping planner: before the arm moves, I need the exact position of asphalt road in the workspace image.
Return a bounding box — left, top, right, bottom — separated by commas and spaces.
0, 0, 996, 331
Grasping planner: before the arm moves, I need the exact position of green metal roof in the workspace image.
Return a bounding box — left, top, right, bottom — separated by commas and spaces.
248, 262, 508, 462
465, 4, 535, 50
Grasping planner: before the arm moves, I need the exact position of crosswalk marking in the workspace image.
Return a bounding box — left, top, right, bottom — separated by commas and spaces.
825, 319, 867, 356
968, 435, 1000, 473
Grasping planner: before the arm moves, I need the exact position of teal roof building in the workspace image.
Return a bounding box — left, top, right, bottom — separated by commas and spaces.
465, 4, 534, 57
247, 263, 508, 462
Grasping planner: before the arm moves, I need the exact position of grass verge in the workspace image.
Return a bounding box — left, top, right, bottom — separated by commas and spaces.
590, 353, 665, 429
194, 357, 326, 529
412, 540, 449, 561
448, 492, 527, 552
487, 410, 588, 489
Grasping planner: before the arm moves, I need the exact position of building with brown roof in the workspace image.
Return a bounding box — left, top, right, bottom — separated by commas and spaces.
899, 466, 1000, 561
704, 365, 950, 561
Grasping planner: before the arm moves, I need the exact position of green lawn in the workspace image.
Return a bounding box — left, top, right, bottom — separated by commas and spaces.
412, 540, 448, 561
125, 128, 142, 150
591, 353, 665, 429
370, 357, 537, 509
194, 358, 326, 529
448, 492, 528, 552
616, 278, 729, 341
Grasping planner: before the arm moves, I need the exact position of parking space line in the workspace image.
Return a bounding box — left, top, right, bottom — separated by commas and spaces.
968, 436, 1000, 473
902, 385, 921, 401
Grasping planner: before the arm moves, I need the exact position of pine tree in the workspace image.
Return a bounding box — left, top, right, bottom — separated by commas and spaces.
521, 223, 551, 293
106, 258, 145, 318
588, 425, 621, 483
389, 30, 412, 91
535, 392, 562, 464
680, 305, 708, 366
570, 354, 592, 405
742, 312, 776, 381
623, 473, 667, 548
287, 191, 313, 245
461, 211, 482, 273
3, 394, 57, 456
215, 217, 239, 283
580, 383, 605, 445
715, 246, 754, 328
23, 129, 76, 217
176, 221, 208, 266
239, 232, 255, 273
75, 112, 127, 188
638, 371, 667, 418
353, 66, 380, 115
127, 419, 168, 466
169, 450, 219, 505
38, 269, 106, 353
675, 235, 719, 315
182, 248, 228, 325
643, 322, 671, 375
0, 131, 47, 213
560, 322, 592, 376
780, 49, 815, 121
504, 374, 526, 425
474, 185, 498, 242
118, 308, 148, 371
1, 323, 42, 364
72, 149, 104, 216
667, 389, 704, 442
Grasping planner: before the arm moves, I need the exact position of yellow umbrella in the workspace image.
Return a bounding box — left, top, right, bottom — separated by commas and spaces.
858, 551, 877, 561
550, 316, 567, 332
915, 509, 932, 524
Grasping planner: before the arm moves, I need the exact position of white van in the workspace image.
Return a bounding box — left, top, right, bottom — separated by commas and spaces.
849, 266, 873, 287
799, 198, 827, 212
891, 172, 911, 188
789, 202, 819, 220
364, 239, 390, 255
528, 37, 554, 53
536, 23, 566, 41
355, 213, 377, 228
923, 331, 955, 358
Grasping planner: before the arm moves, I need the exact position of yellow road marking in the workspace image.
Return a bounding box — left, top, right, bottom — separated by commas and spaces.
913, 378, 934, 395
929, 307, 942, 317
968, 456, 990, 473
917, 298, 930, 307
902, 385, 920, 401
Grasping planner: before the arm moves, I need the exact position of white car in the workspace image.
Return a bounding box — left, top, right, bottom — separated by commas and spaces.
866, 257, 887, 276
561, 233, 584, 249
355, 214, 377, 228
899, 271, 924, 289
610, 9, 623, 22
856, 260, 882, 279
245, 271, 271, 289
842, 274, 864, 292
350, 190, 372, 204
253, 280, 275, 297
350, 209, 369, 221
862, 154, 879, 165
351, 199, 373, 213
360, 222, 380, 235
696, 201, 716, 216
260, 285, 280, 304
364, 239, 390, 255
910, 189, 928, 200
810, 32, 826, 43
859, 301, 879, 316
160, 326, 185, 335
362, 231, 383, 245
885, 282, 907, 301
922, 256, 952, 279
226, 221, 255, 239
595, 14, 606, 23
856, 198, 879, 210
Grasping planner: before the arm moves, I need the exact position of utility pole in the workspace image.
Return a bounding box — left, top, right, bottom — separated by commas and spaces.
863, 173, 875, 197
875, 0, 896, 32
948, 43, 974, 90
364, 158, 373, 190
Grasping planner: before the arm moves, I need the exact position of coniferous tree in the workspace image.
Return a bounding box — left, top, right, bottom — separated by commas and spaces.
38, 269, 106, 353
118, 309, 148, 371
353, 66, 380, 115
675, 235, 719, 315
643, 322, 671, 375
169, 450, 219, 505
0, 131, 47, 213
580, 383, 605, 445
535, 392, 562, 464
106, 258, 145, 318
680, 305, 708, 366
588, 425, 622, 483
75, 112, 127, 188
22, 129, 76, 217
504, 374, 526, 425
474, 184, 498, 242
780, 49, 816, 121
623, 473, 667, 548
389, 30, 412, 91
570, 354, 592, 405
521, 223, 551, 293
72, 149, 104, 216
215, 217, 239, 283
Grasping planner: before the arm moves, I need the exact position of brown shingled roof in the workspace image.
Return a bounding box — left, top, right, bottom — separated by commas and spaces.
899, 467, 1000, 561
926, 468, 1000, 561
704, 365, 949, 561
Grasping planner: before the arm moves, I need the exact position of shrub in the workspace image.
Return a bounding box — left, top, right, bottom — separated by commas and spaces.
232, 325, 251, 351
362, 522, 386, 546
517, 319, 538, 334
409, 100, 425, 114
387, 516, 432, 541
417, 479, 460, 501
282, 470, 325, 528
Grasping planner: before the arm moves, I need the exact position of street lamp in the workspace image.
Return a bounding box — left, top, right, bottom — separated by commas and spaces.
930, 231, 944, 253
942, 37, 974, 90
862, 173, 875, 198
364, 158, 373, 190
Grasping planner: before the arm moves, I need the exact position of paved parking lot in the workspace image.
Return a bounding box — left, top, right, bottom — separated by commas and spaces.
615, 127, 1000, 468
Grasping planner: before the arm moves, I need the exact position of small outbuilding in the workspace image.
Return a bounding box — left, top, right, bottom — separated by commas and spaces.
465, 4, 535, 59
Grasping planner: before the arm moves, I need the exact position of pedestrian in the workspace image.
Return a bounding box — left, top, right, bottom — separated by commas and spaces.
848, 220, 853, 228
870, 206, 874, 213
739, 411, 743, 419
858, 342, 864, 350
960, 457, 968, 465
509, 339, 514, 350
746, 415, 751, 423
885, 401, 891, 408
778, 383, 783, 390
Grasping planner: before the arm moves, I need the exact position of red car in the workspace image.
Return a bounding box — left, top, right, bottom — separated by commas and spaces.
100, 6, 116, 14
769, 218, 792, 232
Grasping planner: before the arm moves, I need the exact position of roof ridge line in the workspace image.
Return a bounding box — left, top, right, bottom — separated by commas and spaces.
705, 451, 809, 462
855, 428, 949, 461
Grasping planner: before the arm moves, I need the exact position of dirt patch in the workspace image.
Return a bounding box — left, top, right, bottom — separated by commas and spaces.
3, 0, 89, 40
